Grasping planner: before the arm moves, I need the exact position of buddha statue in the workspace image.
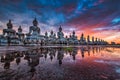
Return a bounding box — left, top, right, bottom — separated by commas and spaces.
45, 31, 48, 39
7, 20, 13, 29
29, 18, 40, 35
80, 33, 84, 41
49, 30, 56, 44
57, 26, 67, 44
50, 30, 54, 38
1, 20, 20, 45
87, 35, 91, 44
3, 20, 16, 37
79, 33, 86, 45
16, 26, 24, 40
72, 31, 77, 40
57, 26, 64, 39
69, 31, 78, 44
92, 36, 94, 44
25, 18, 45, 45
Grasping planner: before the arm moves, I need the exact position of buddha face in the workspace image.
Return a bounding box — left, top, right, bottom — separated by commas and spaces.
33, 22, 38, 26
33, 18, 38, 26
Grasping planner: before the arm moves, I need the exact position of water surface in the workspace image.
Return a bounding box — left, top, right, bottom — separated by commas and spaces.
0, 46, 120, 80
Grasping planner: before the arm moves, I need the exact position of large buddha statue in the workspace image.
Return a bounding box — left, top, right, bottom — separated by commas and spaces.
57, 26, 66, 44
57, 26, 64, 39
3, 20, 16, 37
29, 18, 40, 35
1, 20, 20, 45
25, 18, 45, 45
49, 30, 56, 44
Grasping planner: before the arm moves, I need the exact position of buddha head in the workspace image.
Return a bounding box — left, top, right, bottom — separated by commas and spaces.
33, 18, 38, 26
59, 25, 62, 32
45, 31, 48, 36
81, 33, 84, 37
73, 31, 75, 35
51, 30, 53, 35
7, 19, 13, 29
18, 26, 22, 32
87, 35, 90, 38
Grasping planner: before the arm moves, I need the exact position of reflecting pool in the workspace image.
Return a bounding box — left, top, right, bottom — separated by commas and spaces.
0, 46, 120, 80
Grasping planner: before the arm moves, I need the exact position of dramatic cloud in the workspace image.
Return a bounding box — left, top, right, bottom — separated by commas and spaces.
0, 0, 120, 43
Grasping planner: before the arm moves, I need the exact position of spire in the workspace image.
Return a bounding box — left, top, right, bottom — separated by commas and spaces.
7, 19, 13, 29
33, 18, 38, 26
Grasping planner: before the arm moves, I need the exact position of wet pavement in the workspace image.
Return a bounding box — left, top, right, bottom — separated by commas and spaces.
0, 46, 120, 80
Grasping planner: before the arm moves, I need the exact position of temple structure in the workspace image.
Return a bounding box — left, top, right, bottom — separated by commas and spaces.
0, 19, 108, 46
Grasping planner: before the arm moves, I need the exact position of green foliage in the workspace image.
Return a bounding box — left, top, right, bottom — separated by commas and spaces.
64, 47, 73, 52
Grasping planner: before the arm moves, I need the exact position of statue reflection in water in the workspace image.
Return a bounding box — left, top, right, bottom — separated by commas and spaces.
49, 48, 56, 61
43, 48, 49, 60
81, 47, 85, 58
87, 46, 91, 56
57, 47, 64, 66
24, 49, 40, 79
71, 47, 77, 60
15, 52, 23, 65
80, 46, 103, 58
0, 46, 104, 71
0, 51, 24, 70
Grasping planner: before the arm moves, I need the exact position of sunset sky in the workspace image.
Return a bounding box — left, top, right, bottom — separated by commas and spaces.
0, 0, 120, 43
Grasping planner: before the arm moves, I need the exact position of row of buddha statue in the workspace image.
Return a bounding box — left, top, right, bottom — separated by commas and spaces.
0, 18, 108, 46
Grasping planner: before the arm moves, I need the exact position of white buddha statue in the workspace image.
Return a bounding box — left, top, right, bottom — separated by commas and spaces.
49, 30, 54, 38
57, 26, 66, 44
71, 31, 78, 44
29, 18, 40, 36
25, 18, 44, 45
49, 30, 56, 44
3, 20, 16, 38
57, 26, 64, 39
69, 31, 78, 44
